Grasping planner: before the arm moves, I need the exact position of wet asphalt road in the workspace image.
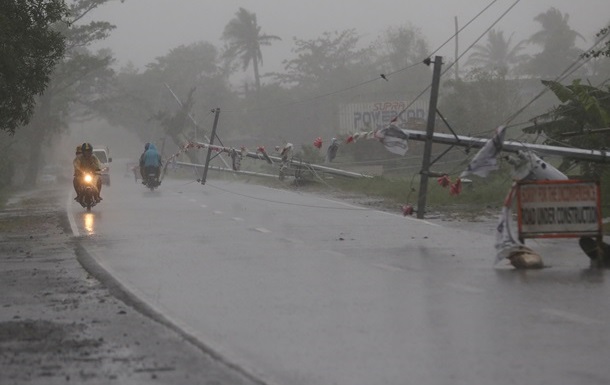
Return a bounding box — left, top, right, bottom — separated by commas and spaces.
68, 165, 610, 385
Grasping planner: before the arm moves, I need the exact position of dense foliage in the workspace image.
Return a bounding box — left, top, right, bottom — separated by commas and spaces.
0, 0, 68, 134
3, 0, 119, 187
524, 80, 610, 176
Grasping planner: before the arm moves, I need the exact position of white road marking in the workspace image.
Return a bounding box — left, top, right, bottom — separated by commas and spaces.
281, 237, 305, 244
445, 282, 484, 294
253, 227, 271, 233
200, 204, 207, 208
66, 191, 79, 236
541, 308, 603, 325
213, 210, 223, 215
232, 217, 245, 222
370, 263, 408, 273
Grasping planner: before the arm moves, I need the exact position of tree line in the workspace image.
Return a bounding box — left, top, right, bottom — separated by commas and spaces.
1, 2, 609, 189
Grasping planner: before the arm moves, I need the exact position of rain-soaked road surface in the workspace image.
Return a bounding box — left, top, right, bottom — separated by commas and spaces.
69, 165, 610, 385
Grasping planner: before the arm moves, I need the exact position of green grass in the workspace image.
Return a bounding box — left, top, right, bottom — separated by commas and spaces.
167, 161, 513, 209
322, 173, 513, 213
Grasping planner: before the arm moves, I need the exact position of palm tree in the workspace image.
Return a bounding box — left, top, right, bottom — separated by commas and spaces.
526, 7, 584, 77
465, 29, 528, 75
222, 8, 281, 92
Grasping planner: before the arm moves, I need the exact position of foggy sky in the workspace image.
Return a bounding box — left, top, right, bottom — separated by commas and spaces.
88, 0, 609, 79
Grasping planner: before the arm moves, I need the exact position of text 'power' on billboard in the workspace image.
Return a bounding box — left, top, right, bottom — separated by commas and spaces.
338, 101, 428, 134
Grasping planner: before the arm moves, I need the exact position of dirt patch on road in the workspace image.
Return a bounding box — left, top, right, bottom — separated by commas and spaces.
0, 186, 262, 385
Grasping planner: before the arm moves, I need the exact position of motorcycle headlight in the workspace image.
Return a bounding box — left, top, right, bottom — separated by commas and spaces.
84, 174, 93, 183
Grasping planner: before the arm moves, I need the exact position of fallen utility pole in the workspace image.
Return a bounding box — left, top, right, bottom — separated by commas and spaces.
192, 141, 373, 180
403, 129, 610, 163
175, 162, 279, 179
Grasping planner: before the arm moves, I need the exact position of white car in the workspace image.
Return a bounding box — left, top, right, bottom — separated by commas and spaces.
93, 146, 112, 186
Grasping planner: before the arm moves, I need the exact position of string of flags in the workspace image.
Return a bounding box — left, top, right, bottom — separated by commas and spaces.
162, 123, 509, 195
160, 122, 484, 214
343, 124, 409, 156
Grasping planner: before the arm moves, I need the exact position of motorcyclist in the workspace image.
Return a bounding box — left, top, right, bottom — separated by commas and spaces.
141, 143, 162, 185
73, 142, 103, 202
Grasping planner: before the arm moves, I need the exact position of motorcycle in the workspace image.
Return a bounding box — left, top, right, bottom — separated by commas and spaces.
77, 172, 100, 211
142, 167, 161, 191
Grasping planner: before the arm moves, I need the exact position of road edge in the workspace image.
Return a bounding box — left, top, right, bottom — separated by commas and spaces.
62, 195, 270, 385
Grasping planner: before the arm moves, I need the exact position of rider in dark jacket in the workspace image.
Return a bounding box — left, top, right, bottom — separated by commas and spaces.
73, 142, 103, 202
140, 143, 162, 184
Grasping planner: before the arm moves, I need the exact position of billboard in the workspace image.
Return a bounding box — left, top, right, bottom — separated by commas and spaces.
338, 100, 428, 134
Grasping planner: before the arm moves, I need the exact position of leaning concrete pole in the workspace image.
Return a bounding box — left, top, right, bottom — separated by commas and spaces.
201, 108, 220, 185
454, 17, 459, 81
416, 56, 443, 219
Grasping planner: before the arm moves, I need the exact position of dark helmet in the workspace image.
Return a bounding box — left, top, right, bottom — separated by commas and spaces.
81, 142, 93, 153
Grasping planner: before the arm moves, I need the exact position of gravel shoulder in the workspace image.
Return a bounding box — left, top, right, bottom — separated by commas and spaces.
0, 185, 263, 385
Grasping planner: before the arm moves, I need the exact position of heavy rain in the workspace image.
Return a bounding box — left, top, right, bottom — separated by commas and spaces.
1, 1, 610, 384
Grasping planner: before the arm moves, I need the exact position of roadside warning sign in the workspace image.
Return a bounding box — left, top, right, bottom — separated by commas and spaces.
516, 180, 601, 239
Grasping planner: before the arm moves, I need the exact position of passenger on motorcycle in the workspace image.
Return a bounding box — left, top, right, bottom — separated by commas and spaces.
140, 143, 162, 185
138, 142, 150, 180
72, 146, 83, 199
73, 142, 103, 202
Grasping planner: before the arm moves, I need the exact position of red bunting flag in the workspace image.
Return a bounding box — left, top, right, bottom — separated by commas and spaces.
313, 137, 323, 149
450, 178, 462, 196
401, 204, 414, 216
437, 174, 451, 188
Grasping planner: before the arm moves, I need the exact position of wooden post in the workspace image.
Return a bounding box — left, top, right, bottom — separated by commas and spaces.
417, 56, 443, 219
